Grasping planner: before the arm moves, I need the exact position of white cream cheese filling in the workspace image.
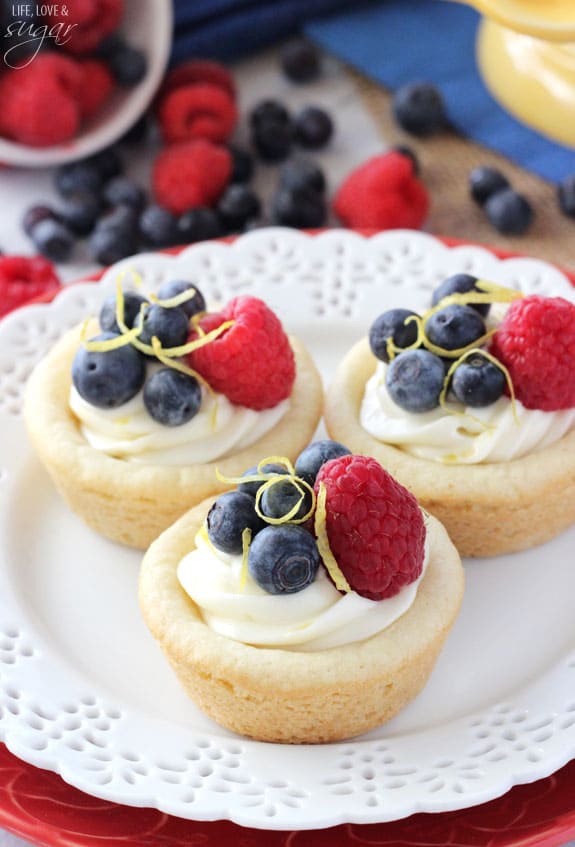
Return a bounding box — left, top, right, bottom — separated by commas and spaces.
69, 381, 289, 466
178, 527, 429, 652
360, 362, 575, 464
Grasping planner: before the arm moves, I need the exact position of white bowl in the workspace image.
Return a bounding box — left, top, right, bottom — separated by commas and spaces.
0, 0, 173, 168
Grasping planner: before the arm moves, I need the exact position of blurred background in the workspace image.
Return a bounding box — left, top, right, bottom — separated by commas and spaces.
0, 0, 574, 314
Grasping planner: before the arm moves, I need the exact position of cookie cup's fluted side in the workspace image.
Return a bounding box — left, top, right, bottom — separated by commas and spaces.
23, 323, 323, 550
325, 338, 575, 558
139, 500, 464, 744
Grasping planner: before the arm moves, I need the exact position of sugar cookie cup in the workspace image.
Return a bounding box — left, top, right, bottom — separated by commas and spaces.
24, 322, 323, 549
324, 338, 575, 558
139, 497, 464, 743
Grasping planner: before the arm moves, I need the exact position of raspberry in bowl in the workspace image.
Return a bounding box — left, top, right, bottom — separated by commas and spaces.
0, 0, 171, 167
23, 279, 323, 549
139, 442, 464, 743
325, 275, 575, 557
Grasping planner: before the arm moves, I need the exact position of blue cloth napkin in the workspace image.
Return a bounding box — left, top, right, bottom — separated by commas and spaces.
171, 0, 355, 64
304, 0, 575, 182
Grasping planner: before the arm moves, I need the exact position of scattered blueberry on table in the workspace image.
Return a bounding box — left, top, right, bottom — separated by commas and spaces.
484, 188, 534, 236
392, 81, 448, 137
14, 42, 569, 276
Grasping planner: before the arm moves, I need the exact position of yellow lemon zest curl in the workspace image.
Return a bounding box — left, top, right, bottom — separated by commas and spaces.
151, 337, 219, 430
215, 455, 295, 488
385, 313, 426, 361
385, 278, 523, 363
439, 346, 518, 426
216, 456, 315, 526
254, 475, 316, 526
314, 483, 351, 593
197, 523, 218, 556
83, 324, 142, 352
116, 267, 145, 290
240, 528, 252, 592
82, 277, 234, 380
148, 286, 200, 309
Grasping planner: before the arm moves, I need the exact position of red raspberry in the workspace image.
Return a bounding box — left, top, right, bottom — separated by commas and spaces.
0, 54, 85, 147
0, 256, 61, 319
79, 60, 114, 119
152, 140, 232, 215
44, 0, 123, 55
489, 295, 575, 411
333, 151, 429, 230
158, 83, 238, 145
158, 59, 236, 102
187, 296, 295, 410
0, 76, 79, 148
315, 455, 426, 601
27, 53, 84, 99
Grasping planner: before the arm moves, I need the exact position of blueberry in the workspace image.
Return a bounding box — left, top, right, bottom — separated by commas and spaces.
94, 31, 124, 59
484, 188, 533, 235
143, 368, 202, 426
280, 39, 321, 84
86, 147, 123, 182
249, 99, 290, 129
99, 291, 149, 333
431, 273, 490, 317
55, 159, 104, 197
425, 304, 485, 351
294, 106, 333, 150
103, 177, 146, 212
386, 349, 446, 413
259, 477, 313, 522
139, 204, 179, 248
138, 304, 189, 351
229, 145, 254, 183
279, 158, 326, 194
252, 119, 294, 163
294, 440, 351, 487
71, 332, 146, 408
450, 353, 506, 408
469, 166, 510, 207
96, 204, 140, 238
58, 193, 102, 236
392, 82, 447, 137
88, 212, 139, 265
249, 100, 293, 162
248, 524, 320, 595
89, 226, 138, 265
177, 207, 222, 243
207, 491, 265, 555
217, 185, 261, 232
22, 205, 60, 237
238, 463, 288, 499
271, 186, 326, 228
108, 41, 148, 87
30, 218, 75, 262
157, 279, 206, 318
558, 174, 575, 218
369, 309, 420, 363
119, 113, 150, 146
392, 144, 420, 176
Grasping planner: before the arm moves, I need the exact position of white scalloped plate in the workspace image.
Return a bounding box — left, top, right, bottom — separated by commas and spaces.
1, 229, 575, 832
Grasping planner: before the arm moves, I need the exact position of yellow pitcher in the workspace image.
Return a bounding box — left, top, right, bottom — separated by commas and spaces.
453, 0, 575, 147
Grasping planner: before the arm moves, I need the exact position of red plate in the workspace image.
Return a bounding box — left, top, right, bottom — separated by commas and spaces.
1, 743, 575, 847
2, 236, 575, 846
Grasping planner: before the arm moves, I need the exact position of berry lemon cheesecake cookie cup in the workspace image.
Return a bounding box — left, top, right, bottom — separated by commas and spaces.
24, 279, 323, 549
139, 441, 464, 743
325, 274, 575, 558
